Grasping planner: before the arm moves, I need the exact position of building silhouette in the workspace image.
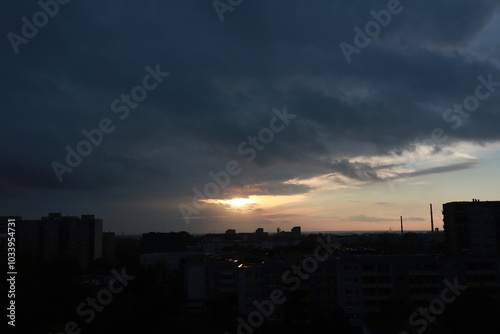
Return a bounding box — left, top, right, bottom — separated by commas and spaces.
142, 231, 193, 253
291, 226, 301, 240
102, 231, 115, 261
0, 213, 103, 269
443, 200, 500, 255
184, 252, 500, 327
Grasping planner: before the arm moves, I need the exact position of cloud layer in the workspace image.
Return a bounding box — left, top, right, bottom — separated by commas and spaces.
1, 0, 499, 232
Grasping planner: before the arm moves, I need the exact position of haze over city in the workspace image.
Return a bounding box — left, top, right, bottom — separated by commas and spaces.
2, 0, 500, 234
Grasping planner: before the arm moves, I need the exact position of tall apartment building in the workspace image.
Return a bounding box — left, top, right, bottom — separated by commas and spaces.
184, 257, 239, 312
184, 253, 500, 327
0, 213, 103, 269
443, 200, 500, 255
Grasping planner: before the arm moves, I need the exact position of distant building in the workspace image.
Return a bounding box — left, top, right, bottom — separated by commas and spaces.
291, 226, 301, 240
142, 231, 193, 253
102, 232, 115, 260
443, 200, 500, 255
274, 226, 301, 240
255, 228, 268, 240
0, 213, 103, 269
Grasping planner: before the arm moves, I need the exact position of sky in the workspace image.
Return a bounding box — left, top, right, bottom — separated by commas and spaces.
1, 0, 500, 234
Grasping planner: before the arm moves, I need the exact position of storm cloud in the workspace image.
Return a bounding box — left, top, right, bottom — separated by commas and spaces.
1, 0, 499, 232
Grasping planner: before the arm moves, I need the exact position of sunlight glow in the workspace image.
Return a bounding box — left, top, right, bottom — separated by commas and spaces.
223, 198, 254, 206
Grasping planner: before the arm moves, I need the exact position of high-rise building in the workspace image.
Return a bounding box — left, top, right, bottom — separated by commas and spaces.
0, 213, 103, 269
443, 200, 500, 255
185, 253, 500, 326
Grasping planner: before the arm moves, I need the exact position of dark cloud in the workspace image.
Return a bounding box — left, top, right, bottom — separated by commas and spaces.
1, 0, 499, 232
347, 215, 425, 222
397, 160, 479, 179
407, 217, 426, 222
260, 213, 302, 220
218, 181, 314, 199
330, 159, 382, 182
347, 215, 391, 223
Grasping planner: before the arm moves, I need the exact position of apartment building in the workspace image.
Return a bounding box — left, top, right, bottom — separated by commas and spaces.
0, 213, 103, 270
443, 200, 500, 255
184, 253, 500, 326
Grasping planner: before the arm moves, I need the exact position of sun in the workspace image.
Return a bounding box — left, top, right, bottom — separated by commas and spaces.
200, 196, 258, 208
224, 198, 254, 207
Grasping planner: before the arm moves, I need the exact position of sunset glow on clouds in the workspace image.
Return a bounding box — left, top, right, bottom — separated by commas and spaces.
2, 1, 500, 234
